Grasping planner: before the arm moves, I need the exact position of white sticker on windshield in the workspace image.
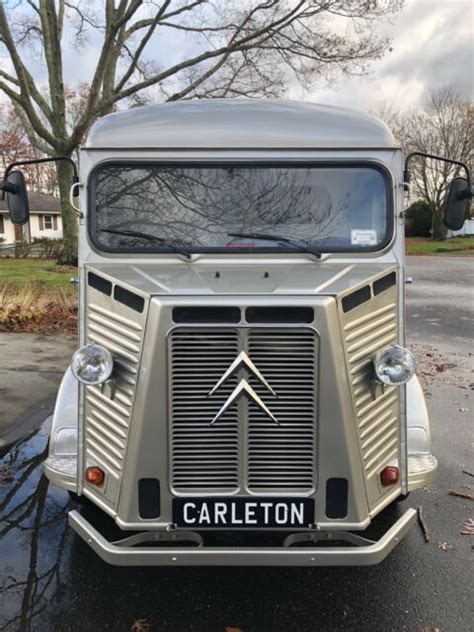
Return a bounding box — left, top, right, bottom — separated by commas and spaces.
351, 229, 377, 246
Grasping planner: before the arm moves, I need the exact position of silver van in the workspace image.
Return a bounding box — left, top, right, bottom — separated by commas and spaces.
2, 99, 471, 565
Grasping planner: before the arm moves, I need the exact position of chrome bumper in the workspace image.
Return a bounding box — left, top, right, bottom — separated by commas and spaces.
69, 507, 417, 566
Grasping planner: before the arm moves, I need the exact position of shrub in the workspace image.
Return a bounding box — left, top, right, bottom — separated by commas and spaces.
14, 237, 30, 258
404, 200, 433, 238
0, 282, 77, 333
32, 236, 64, 258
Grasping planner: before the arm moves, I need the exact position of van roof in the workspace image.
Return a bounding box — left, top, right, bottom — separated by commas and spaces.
85, 99, 398, 150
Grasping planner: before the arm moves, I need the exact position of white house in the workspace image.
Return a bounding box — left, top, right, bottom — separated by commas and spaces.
448, 219, 474, 237
0, 191, 62, 245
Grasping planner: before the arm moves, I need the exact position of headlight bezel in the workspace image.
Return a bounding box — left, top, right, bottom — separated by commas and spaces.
71, 343, 114, 386
374, 344, 416, 386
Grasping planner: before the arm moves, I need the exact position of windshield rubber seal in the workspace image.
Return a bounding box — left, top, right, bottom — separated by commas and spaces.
86, 160, 394, 257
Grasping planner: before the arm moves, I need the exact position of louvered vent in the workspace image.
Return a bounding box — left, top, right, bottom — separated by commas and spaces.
169, 327, 317, 495
343, 297, 400, 480
85, 302, 144, 479
170, 329, 240, 492
246, 329, 317, 493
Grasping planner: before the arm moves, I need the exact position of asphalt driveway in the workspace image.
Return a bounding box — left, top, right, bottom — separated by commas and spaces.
0, 333, 76, 448
0, 256, 472, 632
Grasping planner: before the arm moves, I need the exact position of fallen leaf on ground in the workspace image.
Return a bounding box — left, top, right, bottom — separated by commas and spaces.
437, 542, 453, 551
225, 628, 243, 632
342, 605, 353, 618
460, 519, 474, 535
131, 619, 150, 632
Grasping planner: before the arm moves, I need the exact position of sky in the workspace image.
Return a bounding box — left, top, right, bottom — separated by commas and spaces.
305, 0, 474, 111
1, 0, 473, 115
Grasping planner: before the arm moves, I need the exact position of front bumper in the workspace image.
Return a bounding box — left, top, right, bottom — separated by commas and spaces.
69, 507, 417, 566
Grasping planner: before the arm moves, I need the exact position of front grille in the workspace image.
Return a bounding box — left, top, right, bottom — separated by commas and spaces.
170, 330, 240, 492
169, 327, 317, 495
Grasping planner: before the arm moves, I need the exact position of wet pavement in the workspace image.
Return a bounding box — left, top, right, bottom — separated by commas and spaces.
0, 388, 472, 632
0, 257, 473, 632
0, 333, 76, 448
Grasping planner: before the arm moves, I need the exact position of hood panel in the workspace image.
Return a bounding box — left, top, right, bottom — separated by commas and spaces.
89, 262, 397, 296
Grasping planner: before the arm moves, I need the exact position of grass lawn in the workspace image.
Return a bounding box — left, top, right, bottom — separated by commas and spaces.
405, 236, 474, 256
0, 258, 77, 292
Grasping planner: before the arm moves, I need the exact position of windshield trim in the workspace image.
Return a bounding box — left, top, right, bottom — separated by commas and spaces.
87, 160, 394, 256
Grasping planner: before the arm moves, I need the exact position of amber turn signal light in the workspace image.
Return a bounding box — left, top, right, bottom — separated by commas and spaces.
380, 466, 400, 486
85, 466, 105, 486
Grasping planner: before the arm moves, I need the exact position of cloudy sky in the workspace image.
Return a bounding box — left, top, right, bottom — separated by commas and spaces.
306, 0, 474, 111
1, 0, 473, 115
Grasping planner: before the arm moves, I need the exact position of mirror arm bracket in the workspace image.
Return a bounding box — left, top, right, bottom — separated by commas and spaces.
1, 156, 80, 200
403, 152, 471, 191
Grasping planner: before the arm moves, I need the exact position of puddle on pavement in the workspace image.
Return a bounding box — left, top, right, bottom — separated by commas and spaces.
0, 419, 73, 632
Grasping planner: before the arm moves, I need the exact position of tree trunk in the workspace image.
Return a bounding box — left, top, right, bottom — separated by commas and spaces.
55, 159, 78, 264
431, 205, 448, 241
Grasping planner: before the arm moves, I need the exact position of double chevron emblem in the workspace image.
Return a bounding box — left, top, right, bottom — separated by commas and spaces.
208, 351, 278, 426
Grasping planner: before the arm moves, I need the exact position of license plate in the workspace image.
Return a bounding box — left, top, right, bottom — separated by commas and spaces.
173, 498, 314, 528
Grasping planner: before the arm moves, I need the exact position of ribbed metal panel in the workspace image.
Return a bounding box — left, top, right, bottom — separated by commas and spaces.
343, 300, 400, 478
85, 303, 143, 479
170, 329, 240, 492
246, 330, 317, 493
169, 327, 317, 495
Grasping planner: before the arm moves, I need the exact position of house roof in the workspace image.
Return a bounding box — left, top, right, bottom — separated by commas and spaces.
0, 191, 61, 215
85, 99, 399, 151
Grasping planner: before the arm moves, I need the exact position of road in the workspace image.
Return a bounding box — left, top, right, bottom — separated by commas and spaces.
405, 256, 473, 352
0, 256, 472, 632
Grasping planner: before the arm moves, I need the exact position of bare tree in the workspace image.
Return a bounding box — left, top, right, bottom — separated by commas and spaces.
378, 87, 473, 240
0, 0, 403, 263
0, 104, 57, 194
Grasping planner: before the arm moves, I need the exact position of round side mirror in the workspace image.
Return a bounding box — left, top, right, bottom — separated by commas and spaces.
5, 170, 30, 226
442, 177, 471, 231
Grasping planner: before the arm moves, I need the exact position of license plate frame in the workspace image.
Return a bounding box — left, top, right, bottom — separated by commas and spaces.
172, 497, 315, 529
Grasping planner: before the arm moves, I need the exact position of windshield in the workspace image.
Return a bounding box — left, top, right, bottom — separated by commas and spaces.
90, 164, 391, 254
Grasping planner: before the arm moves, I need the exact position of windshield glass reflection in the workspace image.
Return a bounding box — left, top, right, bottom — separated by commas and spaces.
93, 165, 389, 253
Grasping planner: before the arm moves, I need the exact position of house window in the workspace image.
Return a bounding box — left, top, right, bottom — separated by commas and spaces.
0, 215, 4, 234
43, 215, 53, 230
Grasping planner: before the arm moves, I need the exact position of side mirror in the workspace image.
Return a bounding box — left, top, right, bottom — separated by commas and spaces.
442, 177, 472, 231
3, 170, 30, 225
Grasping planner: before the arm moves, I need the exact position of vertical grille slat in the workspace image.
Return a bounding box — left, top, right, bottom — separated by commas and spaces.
169, 326, 317, 495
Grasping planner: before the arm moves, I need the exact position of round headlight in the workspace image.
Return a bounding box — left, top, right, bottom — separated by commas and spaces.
374, 345, 416, 386
71, 343, 113, 385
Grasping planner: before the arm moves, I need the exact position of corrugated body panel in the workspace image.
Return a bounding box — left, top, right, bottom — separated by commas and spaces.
341, 284, 400, 501
85, 301, 144, 481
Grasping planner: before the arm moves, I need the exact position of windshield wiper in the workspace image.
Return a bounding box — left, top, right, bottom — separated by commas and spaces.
228, 232, 322, 259
100, 228, 192, 260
